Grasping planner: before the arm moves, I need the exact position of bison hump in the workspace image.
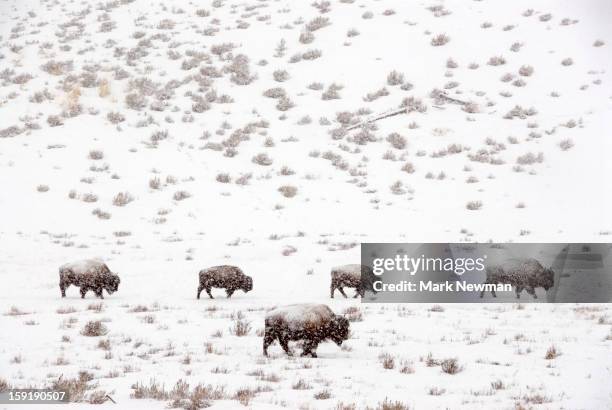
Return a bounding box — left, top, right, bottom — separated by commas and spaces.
201, 265, 241, 276
60, 258, 108, 274
497, 258, 544, 273
266, 304, 334, 330
331, 264, 363, 277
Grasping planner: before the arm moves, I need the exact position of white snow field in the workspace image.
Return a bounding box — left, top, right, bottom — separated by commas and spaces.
1, 0, 611, 408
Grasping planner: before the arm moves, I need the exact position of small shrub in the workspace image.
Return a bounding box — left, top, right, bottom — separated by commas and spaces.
173, 190, 191, 201
466, 201, 482, 210
0, 378, 10, 392
440, 358, 463, 374
107, 111, 125, 124
273, 69, 290, 82
113, 192, 134, 206
428, 386, 446, 396
235, 174, 252, 185
380, 353, 395, 369
387, 70, 404, 86
81, 321, 108, 337
234, 387, 255, 406
97, 339, 111, 350
216, 173, 231, 183
516, 152, 544, 165
276, 96, 295, 111
314, 390, 332, 400
305, 16, 330, 32
278, 185, 297, 198
491, 379, 505, 390
431, 34, 450, 46
559, 139, 574, 151
488, 56, 506, 66
92, 208, 111, 220
387, 133, 406, 149
322, 83, 342, 100
519, 65, 534, 76
299, 31, 315, 44
302, 49, 322, 60
230, 319, 251, 337
401, 162, 415, 174
88, 150, 104, 160
292, 379, 312, 390
51, 372, 93, 402
544, 345, 561, 359
252, 153, 273, 166
376, 398, 409, 410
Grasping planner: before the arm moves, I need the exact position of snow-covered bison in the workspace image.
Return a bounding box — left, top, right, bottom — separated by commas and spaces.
480, 258, 554, 299
330, 264, 376, 298
197, 265, 253, 299
263, 304, 350, 357
59, 259, 120, 299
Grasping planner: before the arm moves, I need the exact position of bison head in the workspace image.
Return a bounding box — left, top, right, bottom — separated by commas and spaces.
241, 276, 253, 293
540, 268, 554, 291
329, 315, 350, 346
105, 273, 120, 294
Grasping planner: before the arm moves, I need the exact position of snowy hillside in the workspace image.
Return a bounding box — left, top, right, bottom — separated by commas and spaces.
1, 0, 611, 408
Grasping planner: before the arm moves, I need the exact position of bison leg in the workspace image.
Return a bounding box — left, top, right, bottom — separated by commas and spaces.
197, 285, 204, 299
337, 286, 348, 298
263, 330, 275, 356
226, 288, 235, 298
301, 340, 319, 358
330, 278, 341, 298
310, 342, 319, 358
279, 337, 292, 356
95, 288, 104, 299
60, 284, 67, 298
515, 286, 523, 299
480, 279, 497, 298
80, 287, 87, 299
205, 287, 214, 299
526, 287, 537, 299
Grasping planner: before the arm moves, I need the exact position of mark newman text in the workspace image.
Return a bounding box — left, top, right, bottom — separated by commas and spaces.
373, 280, 513, 293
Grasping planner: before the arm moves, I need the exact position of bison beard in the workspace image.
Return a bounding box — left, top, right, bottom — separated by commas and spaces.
263, 304, 350, 358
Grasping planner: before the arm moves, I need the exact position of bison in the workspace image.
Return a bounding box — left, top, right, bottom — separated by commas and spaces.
59, 259, 120, 299
330, 264, 376, 298
197, 265, 252, 299
480, 258, 554, 299
263, 304, 350, 357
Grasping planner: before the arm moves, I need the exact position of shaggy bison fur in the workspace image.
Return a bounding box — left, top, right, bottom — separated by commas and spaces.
263, 304, 350, 357
480, 258, 554, 299
330, 264, 376, 298
197, 265, 253, 299
59, 259, 120, 299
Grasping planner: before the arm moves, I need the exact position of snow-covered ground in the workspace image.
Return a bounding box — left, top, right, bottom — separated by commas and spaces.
1, 0, 611, 408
